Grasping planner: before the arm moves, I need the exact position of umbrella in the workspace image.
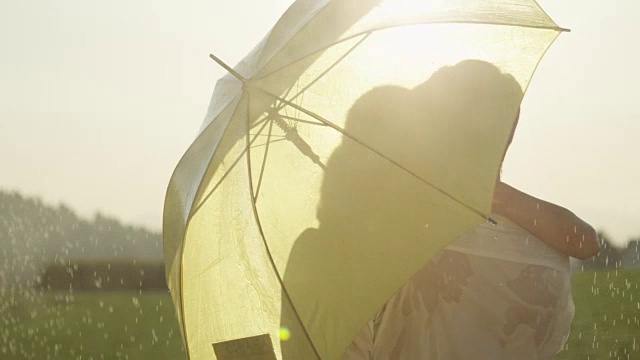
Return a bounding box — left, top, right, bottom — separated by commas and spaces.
163, 0, 568, 358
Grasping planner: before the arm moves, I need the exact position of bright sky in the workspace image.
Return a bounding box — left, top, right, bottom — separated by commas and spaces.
1, 0, 637, 246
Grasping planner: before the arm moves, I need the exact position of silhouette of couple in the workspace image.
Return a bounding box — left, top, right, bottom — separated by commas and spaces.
280, 60, 598, 359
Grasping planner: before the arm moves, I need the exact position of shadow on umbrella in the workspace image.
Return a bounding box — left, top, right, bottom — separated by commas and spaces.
280, 59, 522, 359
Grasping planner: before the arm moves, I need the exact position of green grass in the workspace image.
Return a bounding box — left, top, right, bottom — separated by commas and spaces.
557, 269, 640, 360
0, 290, 185, 360
2, 270, 639, 359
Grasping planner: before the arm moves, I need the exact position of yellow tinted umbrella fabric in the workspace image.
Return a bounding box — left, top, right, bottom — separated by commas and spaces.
163, 0, 567, 358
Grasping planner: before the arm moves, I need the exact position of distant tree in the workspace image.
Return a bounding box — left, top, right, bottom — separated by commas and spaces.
0, 189, 163, 288
577, 231, 623, 271
621, 237, 640, 268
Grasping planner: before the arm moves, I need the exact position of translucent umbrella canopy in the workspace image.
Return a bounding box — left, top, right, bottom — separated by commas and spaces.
163, 0, 567, 358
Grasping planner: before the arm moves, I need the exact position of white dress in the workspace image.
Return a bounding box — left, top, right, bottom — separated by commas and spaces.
344, 215, 574, 360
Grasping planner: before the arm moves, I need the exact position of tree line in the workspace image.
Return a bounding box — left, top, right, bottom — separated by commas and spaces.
574, 231, 639, 271
0, 190, 163, 288
0, 189, 636, 290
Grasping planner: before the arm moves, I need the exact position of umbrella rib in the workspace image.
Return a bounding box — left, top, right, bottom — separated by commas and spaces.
189, 150, 245, 214
279, 114, 328, 127
244, 92, 324, 360
253, 116, 276, 200
251, 137, 288, 148
276, 80, 296, 110
256, 85, 496, 224
189, 117, 272, 217
250, 116, 270, 130
250, 133, 285, 138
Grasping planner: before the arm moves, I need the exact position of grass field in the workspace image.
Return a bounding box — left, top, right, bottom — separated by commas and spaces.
0, 289, 186, 359
556, 269, 640, 360
1, 270, 639, 359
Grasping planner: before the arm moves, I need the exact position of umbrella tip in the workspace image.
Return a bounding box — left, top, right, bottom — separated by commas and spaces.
209, 53, 247, 83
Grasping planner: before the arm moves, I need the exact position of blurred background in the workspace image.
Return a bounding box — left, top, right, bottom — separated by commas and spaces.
0, 0, 638, 358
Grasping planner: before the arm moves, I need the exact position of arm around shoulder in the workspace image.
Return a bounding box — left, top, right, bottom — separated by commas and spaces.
492, 182, 600, 260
